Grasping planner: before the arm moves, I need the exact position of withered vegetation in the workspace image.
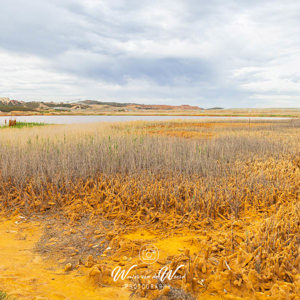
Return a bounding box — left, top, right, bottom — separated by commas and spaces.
0, 119, 299, 299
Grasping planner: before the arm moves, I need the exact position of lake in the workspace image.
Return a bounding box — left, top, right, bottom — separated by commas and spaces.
0, 115, 290, 125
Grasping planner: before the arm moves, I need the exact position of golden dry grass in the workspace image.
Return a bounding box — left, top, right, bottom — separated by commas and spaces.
0, 118, 299, 299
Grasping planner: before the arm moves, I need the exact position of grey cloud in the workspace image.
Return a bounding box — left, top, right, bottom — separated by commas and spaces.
0, 0, 299, 107
54, 53, 214, 85
0, 0, 84, 56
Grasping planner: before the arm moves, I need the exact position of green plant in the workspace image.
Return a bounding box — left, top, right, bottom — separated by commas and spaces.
0, 122, 46, 129
0, 291, 9, 300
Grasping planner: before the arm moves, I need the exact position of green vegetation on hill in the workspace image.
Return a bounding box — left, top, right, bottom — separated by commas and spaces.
43, 102, 73, 108
24, 102, 40, 109
0, 105, 32, 112
79, 100, 132, 107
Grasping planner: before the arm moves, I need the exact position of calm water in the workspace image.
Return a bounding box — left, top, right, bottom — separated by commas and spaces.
0, 115, 290, 125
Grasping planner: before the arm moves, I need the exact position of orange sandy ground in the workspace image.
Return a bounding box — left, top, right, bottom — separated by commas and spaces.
1, 210, 299, 300
0, 217, 227, 300
0, 217, 131, 300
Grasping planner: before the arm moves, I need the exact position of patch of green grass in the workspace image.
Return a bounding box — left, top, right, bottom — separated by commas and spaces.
0, 122, 46, 129
0, 291, 9, 300
0, 291, 16, 300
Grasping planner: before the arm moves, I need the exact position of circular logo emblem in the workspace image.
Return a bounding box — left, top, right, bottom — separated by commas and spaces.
139, 244, 159, 264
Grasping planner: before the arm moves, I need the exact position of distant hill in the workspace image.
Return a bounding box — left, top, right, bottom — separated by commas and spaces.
206, 107, 224, 110
129, 104, 202, 110
0, 97, 24, 106
1, 98, 299, 117
78, 100, 132, 107
0, 97, 32, 112
78, 100, 202, 110
0, 97, 202, 113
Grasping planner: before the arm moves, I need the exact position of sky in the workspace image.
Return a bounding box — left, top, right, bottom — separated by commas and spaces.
0, 0, 300, 108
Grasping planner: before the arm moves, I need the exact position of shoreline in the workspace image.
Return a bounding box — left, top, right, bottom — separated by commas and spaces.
0, 112, 299, 118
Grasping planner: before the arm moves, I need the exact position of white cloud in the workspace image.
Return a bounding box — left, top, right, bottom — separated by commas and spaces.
0, 0, 300, 107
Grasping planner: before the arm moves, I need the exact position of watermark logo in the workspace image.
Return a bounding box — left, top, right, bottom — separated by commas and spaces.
111, 243, 186, 290
139, 244, 159, 264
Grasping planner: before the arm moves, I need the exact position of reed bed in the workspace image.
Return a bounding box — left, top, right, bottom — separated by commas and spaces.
0, 118, 299, 299
0, 119, 298, 185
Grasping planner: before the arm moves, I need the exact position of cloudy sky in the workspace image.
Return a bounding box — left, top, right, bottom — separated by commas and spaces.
0, 0, 299, 107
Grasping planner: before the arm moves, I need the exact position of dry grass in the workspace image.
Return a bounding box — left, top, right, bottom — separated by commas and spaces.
0, 119, 298, 184
0, 118, 299, 299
